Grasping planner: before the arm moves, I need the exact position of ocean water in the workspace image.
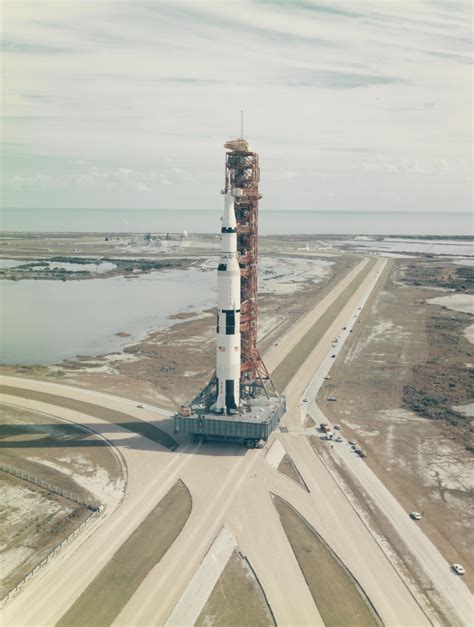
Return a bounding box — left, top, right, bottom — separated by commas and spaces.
1, 208, 472, 236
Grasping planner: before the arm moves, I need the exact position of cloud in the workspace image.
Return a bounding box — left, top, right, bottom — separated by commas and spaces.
1, 39, 75, 54
5, 174, 61, 190
2, 0, 472, 212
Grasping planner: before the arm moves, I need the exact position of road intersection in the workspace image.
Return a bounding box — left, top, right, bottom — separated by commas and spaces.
1, 256, 472, 626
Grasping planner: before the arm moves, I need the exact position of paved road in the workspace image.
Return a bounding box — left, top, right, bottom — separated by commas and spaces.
262, 437, 429, 626
264, 257, 369, 373
0, 389, 193, 625
303, 371, 472, 624
285, 256, 473, 627
3, 255, 470, 626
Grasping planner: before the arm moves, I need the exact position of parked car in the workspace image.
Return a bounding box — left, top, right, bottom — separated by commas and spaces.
335, 436, 343, 443
334, 424, 341, 430
136, 404, 145, 409
452, 564, 466, 575
356, 449, 367, 457
331, 354, 336, 358
410, 512, 422, 521
303, 398, 309, 403
327, 396, 337, 401
324, 375, 331, 380
349, 439, 357, 446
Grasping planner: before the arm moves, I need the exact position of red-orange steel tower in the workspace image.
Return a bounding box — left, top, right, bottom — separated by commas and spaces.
223, 138, 272, 397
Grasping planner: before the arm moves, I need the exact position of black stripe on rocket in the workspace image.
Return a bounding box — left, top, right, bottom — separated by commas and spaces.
216, 310, 240, 335
216, 378, 238, 410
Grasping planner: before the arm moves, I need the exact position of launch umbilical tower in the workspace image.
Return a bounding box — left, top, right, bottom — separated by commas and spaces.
223, 138, 272, 400
174, 133, 285, 447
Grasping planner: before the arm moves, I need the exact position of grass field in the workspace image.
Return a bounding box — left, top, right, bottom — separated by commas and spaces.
57, 480, 191, 627
273, 494, 382, 627
196, 550, 274, 627
277, 454, 308, 491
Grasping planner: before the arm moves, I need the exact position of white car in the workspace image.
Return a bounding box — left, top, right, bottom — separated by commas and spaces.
327, 396, 337, 401
334, 424, 341, 430
335, 436, 343, 442
452, 564, 465, 575
324, 375, 331, 380
349, 439, 357, 446
410, 512, 422, 521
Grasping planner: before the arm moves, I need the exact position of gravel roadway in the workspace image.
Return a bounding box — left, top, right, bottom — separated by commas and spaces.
3, 255, 467, 626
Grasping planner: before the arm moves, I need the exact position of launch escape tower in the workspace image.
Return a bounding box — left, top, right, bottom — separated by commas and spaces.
174, 134, 286, 447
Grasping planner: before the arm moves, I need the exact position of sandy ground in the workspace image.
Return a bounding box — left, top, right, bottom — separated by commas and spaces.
0, 475, 83, 597
0, 403, 125, 597
317, 259, 474, 589
2, 237, 473, 625
2, 257, 471, 627
428, 293, 474, 314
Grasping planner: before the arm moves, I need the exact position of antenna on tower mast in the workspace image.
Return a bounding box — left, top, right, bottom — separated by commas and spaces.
240, 110, 244, 139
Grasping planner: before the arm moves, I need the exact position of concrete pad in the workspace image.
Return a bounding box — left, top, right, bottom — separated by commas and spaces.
165, 527, 236, 627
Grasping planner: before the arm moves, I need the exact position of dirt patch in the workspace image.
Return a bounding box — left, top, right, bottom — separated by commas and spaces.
316, 258, 474, 587
0, 473, 90, 599
57, 479, 192, 627
195, 550, 275, 627
304, 414, 315, 428
0, 404, 123, 501
0, 403, 125, 596
277, 454, 309, 491
273, 494, 382, 627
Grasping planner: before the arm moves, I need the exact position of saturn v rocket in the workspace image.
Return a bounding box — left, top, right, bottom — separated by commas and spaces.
175, 134, 285, 443
214, 190, 241, 413
207, 134, 274, 416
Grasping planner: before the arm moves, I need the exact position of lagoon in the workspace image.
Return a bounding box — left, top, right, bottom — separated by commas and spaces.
0, 267, 216, 365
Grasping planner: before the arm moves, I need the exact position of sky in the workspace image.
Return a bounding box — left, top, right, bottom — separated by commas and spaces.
2, 0, 472, 212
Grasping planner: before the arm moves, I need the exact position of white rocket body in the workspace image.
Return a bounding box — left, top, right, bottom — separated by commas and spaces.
215, 192, 241, 413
